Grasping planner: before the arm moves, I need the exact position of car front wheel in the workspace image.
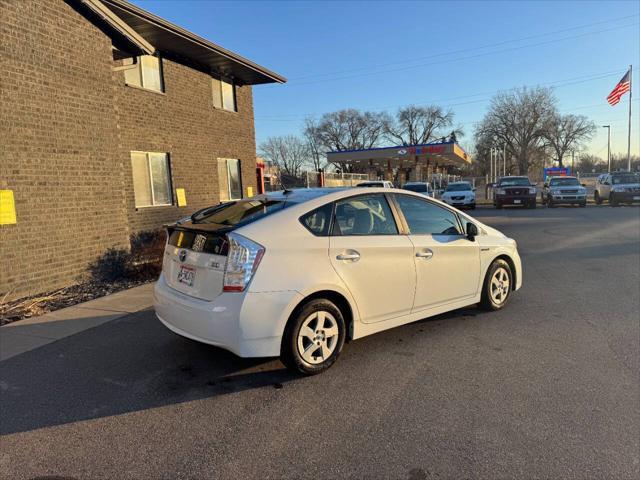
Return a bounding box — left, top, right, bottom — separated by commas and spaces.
281, 298, 346, 375
610, 194, 619, 207
479, 259, 513, 311
595, 191, 602, 205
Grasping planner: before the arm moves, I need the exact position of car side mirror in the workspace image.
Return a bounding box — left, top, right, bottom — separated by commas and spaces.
472, 187, 477, 192
531, 183, 537, 187
466, 222, 478, 241
581, 183, 586, 187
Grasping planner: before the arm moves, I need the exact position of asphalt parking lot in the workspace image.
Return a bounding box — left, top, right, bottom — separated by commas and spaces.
1, 205, 638, 480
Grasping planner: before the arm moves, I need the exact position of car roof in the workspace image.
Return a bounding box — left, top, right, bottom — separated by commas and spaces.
448, 181, 471, 185
403, 181, 428, 185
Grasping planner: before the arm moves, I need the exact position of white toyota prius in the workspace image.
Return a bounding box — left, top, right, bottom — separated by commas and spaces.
154, 188, 522, 375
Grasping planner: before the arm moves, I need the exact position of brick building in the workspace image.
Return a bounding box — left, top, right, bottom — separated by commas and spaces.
0, 0, 285, 300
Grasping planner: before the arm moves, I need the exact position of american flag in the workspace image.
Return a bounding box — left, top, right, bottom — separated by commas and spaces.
607, 69, 631, 106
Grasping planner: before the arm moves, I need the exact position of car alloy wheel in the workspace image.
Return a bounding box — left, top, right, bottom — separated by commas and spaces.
281, 298, 346, 375
480, 259, 513, 311
296, 311, 339, 365
490, 267, 510, 305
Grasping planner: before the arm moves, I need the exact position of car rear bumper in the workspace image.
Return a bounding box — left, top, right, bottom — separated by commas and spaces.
154, 274, 302, 357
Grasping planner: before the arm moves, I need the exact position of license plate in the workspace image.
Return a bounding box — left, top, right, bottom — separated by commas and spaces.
177, 265, 196, 287
513, 199, 521, 204
633, 196, 640, 200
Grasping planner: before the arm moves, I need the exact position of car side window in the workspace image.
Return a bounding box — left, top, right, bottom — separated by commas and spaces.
333, 194, 398, 236
300, 202, 333, 236
394, 194, 462, 235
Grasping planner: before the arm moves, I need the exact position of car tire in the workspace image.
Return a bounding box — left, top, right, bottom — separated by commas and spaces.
479, 258, 513, 311
579, 202, 586, 208
528, 200, 536, 209
610, 194, 619, 207
281, 298, 346, 375
469, 204, 476, 210
547, 199, 555, 208
495, 202, 502, 209
595, 191, 602, 205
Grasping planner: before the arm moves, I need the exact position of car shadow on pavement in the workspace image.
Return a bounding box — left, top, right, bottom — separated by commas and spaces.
0, 308, 299, 435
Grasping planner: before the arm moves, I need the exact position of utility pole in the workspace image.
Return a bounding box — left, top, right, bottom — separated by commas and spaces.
603, 125, 611, 172
571, 150, 575, 174
627, 64, 632, 171
489, 148, 494, 184
503, 144, 506, 176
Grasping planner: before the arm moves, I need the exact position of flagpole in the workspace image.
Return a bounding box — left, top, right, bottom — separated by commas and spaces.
628, 64, 632, 172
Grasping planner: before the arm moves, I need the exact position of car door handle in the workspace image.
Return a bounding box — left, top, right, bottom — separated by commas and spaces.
415, 249, 433, 259
336, 251, 360, 261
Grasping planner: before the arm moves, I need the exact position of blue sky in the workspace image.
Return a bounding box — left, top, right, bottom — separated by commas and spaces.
133, 0, 639, 157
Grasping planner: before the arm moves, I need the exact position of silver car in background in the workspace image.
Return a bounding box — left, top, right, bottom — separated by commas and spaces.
594, 172, 640, 206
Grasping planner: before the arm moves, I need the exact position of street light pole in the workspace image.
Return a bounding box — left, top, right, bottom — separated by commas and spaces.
602, 125, 611, 173
503, 144, 506, 176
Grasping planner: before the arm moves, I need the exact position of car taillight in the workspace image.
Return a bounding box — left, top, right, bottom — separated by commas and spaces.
223, 233, 265, 292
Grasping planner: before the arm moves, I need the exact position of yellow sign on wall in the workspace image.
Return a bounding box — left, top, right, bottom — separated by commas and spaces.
246, 186, 254, 198
176, 188, 187, 207
0, 190, 17, 225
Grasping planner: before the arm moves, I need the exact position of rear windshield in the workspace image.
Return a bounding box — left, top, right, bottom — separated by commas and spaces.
612, 174, 639, 184
193, 199, 289, 227
499, 178, 530, 187
358, 182, 383, 187
403, 184, 429, 193
549, 177, 579, 186
445, 183, 472, 192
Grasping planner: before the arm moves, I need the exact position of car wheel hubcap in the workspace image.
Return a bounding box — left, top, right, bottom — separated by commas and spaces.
297, 311, 339, 365
490, 267, 510, 305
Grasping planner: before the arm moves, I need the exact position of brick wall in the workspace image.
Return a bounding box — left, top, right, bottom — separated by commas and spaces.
115, 58, 257, 233
0, 0, 129, 300
0, 0, 259, 300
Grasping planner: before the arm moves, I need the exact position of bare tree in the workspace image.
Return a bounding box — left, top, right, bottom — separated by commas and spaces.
576, 153, 606, 173
303, 109, 388, 172
543, 114, 596, 167
384, 105, 457, 146
476, 87, 557, 175
258, 135, 310, 178
303, 118, 326, 171
308, 109, 388, 152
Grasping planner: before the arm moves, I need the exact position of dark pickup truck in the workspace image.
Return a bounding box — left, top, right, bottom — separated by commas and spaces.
494, 176, 537, 209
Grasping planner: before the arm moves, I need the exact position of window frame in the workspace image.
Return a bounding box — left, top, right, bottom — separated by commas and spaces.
130, 151, 173, 208
123, 55, 165, 93
329, 193, 402, 237
389, 193, 466, 236
225, 158, 243, 201
212, 75, 237, 112
299, 202, 335, 237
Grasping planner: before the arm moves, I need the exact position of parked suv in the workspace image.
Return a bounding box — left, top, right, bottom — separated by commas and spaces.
154, 188, 522, 375
594, 172, 640, 206
541, 176, 587, 208
493, 176, 536, 209
440, 181, 476, 209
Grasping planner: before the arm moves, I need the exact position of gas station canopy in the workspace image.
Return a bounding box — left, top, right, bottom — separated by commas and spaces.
327, 141, 471, 170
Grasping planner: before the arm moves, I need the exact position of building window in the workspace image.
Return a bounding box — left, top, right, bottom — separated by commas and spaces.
131, 152, 172, 207
212, 77, 236, 111
217, 158, 243, 200
124, 55, 164, 93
